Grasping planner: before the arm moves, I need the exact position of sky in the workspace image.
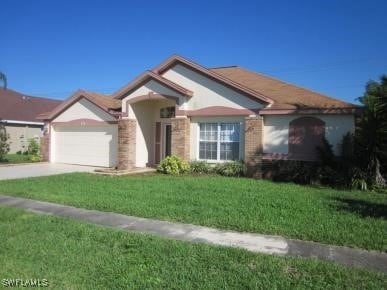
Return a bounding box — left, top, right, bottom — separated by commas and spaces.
1, 0, 387, 103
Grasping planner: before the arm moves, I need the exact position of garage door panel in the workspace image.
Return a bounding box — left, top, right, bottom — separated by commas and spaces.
54, 125, 118, 167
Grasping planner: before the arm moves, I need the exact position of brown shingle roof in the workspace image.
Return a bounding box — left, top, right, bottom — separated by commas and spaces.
83, 90, 122, 110
210, 66, 357, 110
0, 89, 62, 123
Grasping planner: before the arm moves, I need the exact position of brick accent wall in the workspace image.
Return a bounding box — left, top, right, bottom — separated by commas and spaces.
171, 117, 190, 160
118, 119, 136, 169
244, 116, 263, 178
40, 126, 50, 162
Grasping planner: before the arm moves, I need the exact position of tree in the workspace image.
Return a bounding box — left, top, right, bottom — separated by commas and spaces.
356, 75, 387, 188
0, 123, 10, 161
0, 71, 7, 89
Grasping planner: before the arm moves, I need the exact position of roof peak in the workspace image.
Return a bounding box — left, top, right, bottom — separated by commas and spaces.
112, 69, 193, 99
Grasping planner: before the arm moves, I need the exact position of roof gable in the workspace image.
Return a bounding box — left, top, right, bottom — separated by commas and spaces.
53, 98, 116, 122
40, 90, 121, 120
113, 71, 193, 99
124, 79, 184, 100
152, 55, 273, 105
162, 63, 265, 110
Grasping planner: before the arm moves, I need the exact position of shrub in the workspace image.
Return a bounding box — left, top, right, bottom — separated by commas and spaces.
340, 132, 354, 164
157, 155, 190, 175
214, 161, 246, 177
269, 134, 368, 189
29, 155, 42, 162
271, 160, 319, 185
0, 124, 10, 161
316, 137, 336, 169
27, 138, 40, 156
189, 161, 212, 174
314, 135, 361, 188
316, 165, 345, 187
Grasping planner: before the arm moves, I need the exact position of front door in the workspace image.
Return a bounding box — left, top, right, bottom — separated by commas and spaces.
155, 122, 172, 164
164, 124, 172, 158
155, 122, 161, 164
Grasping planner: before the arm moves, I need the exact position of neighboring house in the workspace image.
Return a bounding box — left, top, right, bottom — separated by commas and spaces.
0, 89, 62, 153
38, 55, 358, 177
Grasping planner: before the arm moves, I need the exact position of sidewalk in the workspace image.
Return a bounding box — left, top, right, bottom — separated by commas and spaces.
0, 194, 386, 273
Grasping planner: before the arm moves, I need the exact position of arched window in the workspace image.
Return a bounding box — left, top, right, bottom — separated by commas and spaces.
288, 117, 325, 160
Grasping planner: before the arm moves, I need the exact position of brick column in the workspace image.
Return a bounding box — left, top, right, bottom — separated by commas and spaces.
244, 116, 263, 178
171, 117, 190, 160
118, 119, 136, 169
40, 124, 50, 162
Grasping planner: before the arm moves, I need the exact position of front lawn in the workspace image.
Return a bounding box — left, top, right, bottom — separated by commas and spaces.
0, 154, 38, 164
0, 173, 386, 251
0, 206, 385, 289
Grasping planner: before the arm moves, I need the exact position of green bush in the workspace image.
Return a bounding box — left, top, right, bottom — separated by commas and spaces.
0, 124, 10, 161
29, 155, 42, 162
214, 161, 246, 177
316, 137, 336, 168
157, 155, 190, 175
27, 138, 40, 156
189, 161, 213, 174
271, 160, 319, 184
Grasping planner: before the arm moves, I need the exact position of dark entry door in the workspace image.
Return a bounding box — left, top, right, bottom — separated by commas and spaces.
165, 124, 172, 157
155, 122, 161, 164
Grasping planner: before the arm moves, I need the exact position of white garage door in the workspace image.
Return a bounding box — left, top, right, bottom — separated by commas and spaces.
54, 125, 118, 167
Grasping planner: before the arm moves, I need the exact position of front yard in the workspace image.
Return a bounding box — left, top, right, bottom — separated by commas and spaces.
0, 173, 385, 251
1, 206, 385, 289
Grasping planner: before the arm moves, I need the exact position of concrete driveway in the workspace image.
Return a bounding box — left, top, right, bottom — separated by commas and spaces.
0, 163, 97, 180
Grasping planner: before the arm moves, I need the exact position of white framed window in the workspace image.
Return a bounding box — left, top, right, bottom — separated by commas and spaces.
198, 122, 240, 161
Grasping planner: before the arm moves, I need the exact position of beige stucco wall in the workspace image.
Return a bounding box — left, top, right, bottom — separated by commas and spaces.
263, 114, 355, 155
4, 124, 42, 153
53, 98, 116, 122
190, 116, 245, 161
162, 64, 263, 111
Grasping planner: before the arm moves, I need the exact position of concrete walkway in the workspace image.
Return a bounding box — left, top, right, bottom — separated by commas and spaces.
0, 163, 97, 180
0, 194, 386, 273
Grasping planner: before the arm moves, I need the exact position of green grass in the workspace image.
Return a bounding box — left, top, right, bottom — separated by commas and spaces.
0, 173, 386, 251
0, 206, 385, 289
0, 154, 37, 164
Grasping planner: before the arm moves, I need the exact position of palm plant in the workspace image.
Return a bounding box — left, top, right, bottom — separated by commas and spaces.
356, 75, 387, 188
